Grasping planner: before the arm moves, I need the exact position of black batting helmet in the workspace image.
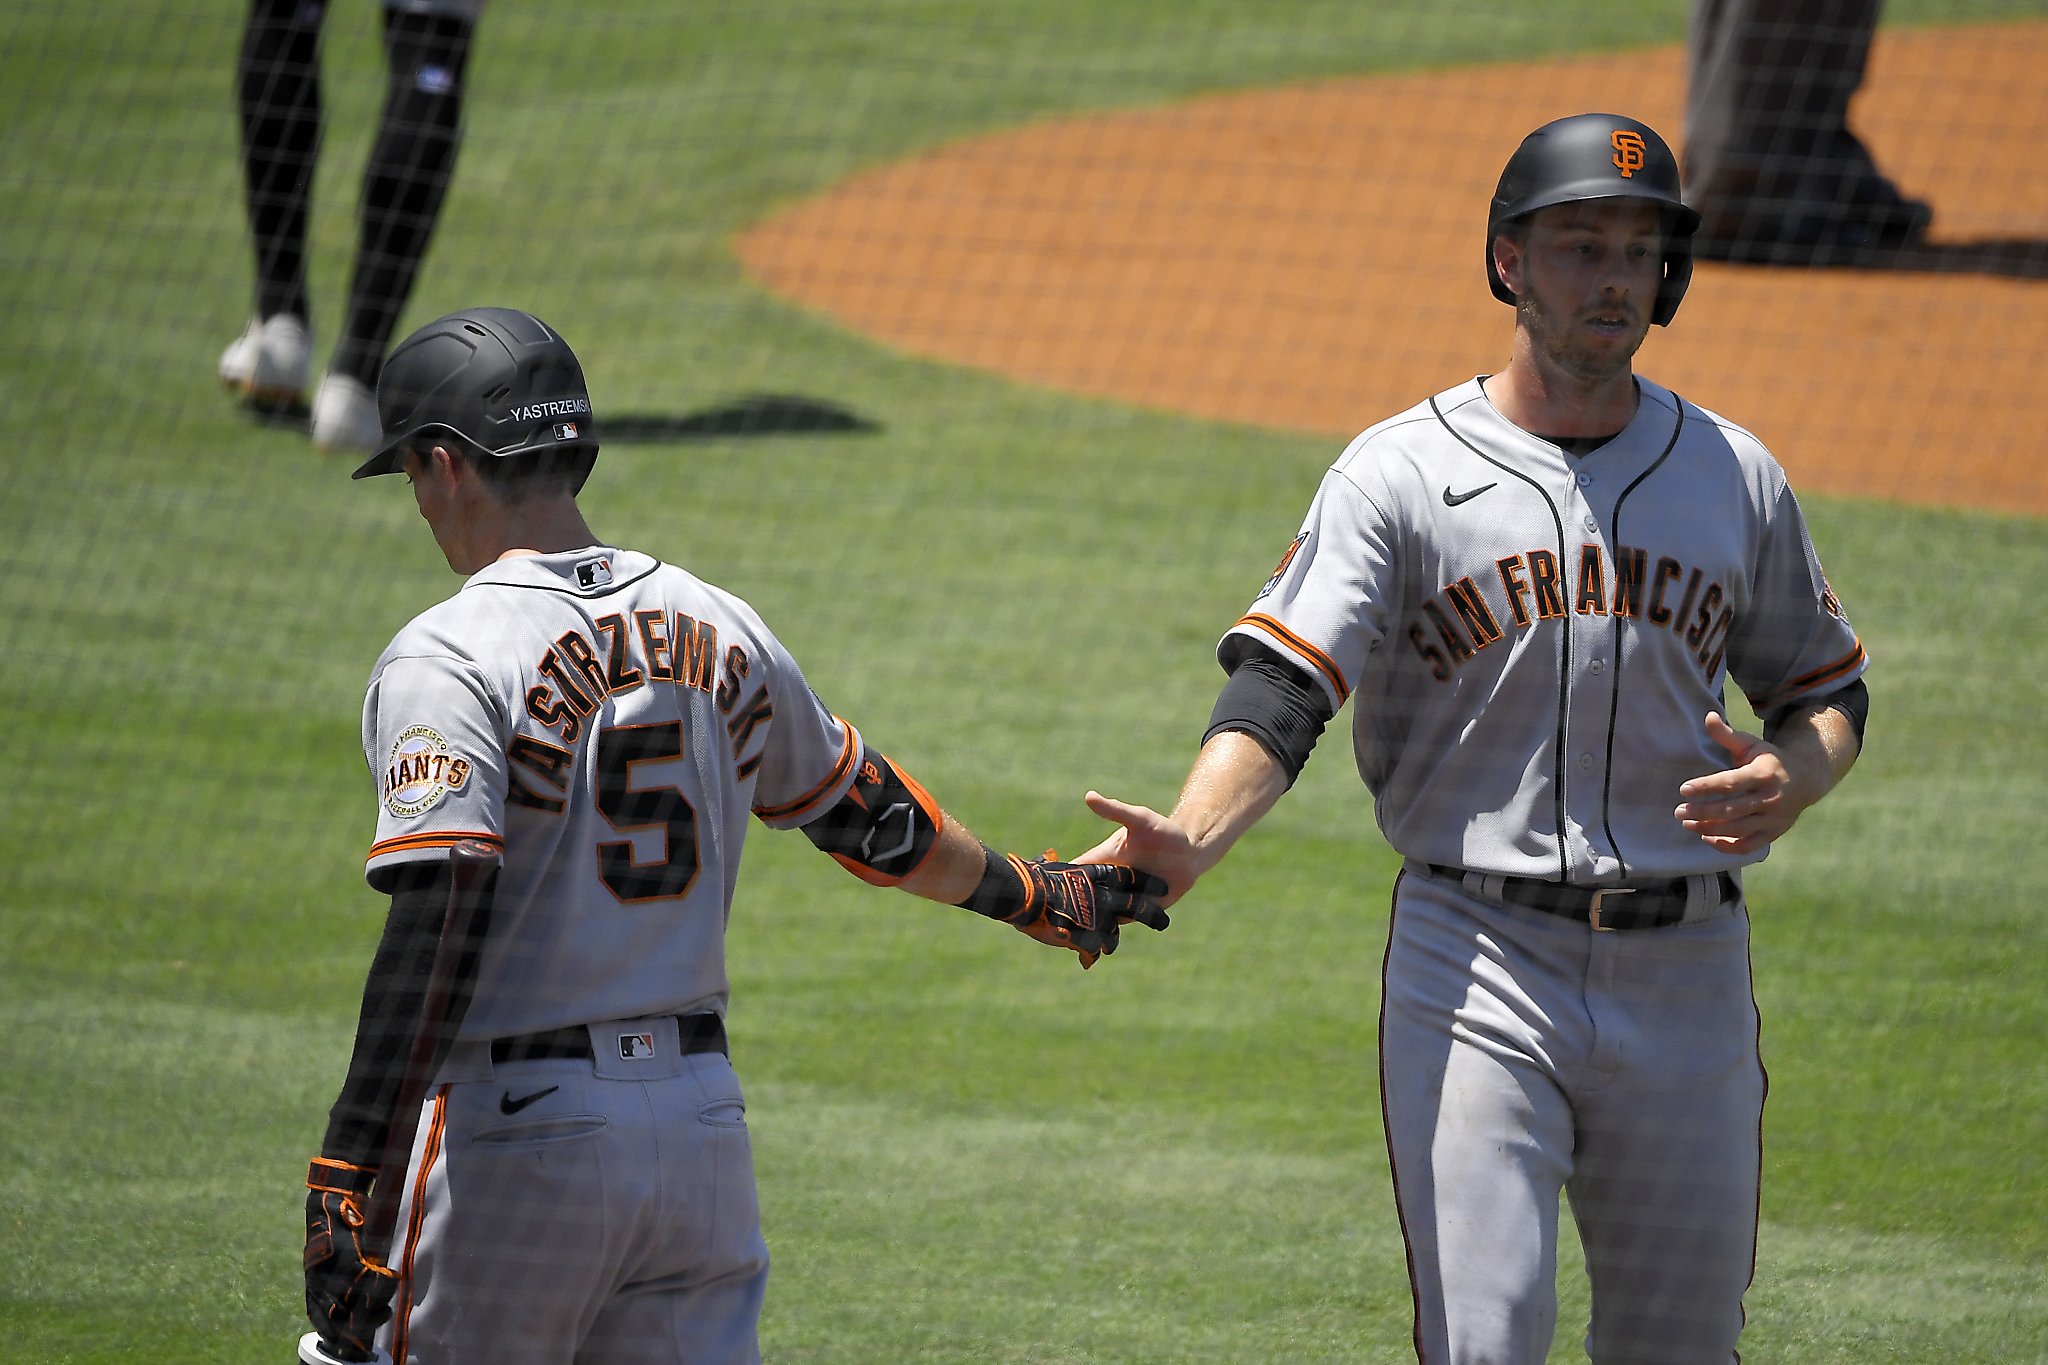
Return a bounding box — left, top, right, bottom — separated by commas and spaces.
351, 306, 598, 480
1484, 112, 1702, 326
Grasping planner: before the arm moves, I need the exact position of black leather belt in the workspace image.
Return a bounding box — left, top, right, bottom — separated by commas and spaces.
1427, 865, 1737, 932
491, 1013, 727, 1063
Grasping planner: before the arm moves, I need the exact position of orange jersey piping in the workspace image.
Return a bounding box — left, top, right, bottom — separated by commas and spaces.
367, 829, 505, 862
1237, 613, 1351, 706
390, 1086, 449, 1365
1748, 639, 1865, 714
753, 717, 860, 822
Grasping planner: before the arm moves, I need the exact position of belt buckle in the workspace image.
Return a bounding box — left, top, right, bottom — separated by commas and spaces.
1587, 886, 1633, 932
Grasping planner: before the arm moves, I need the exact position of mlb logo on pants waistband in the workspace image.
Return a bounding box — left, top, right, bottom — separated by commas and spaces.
618, 1032, 656, 1059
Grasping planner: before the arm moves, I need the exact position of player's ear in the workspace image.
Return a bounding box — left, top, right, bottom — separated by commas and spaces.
428, 442, 467, 486
1492, 233, 1524, 301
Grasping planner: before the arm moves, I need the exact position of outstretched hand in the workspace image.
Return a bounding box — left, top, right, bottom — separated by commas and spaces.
1077, 791, 1202, 909
1675, 712, 1806, 855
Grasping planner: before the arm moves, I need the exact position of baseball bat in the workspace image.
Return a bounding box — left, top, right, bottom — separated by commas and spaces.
300, 837, 501, 1365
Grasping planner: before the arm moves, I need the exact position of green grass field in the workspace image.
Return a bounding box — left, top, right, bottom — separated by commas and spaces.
3, 1, 2045, 1360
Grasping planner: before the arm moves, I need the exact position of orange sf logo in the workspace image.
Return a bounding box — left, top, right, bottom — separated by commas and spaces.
1611, 130, 1646, 178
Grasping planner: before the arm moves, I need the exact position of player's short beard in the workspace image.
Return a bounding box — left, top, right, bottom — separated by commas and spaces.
1517, 286, 1645, 387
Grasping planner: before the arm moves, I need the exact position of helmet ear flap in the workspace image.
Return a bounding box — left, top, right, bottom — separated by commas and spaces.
1651, 201, 1697, 326
1653, 249, 1693, 327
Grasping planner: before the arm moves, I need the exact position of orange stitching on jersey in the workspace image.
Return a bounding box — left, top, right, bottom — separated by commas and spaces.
1749, 639, 1865, 713
1239, 613, 1351, 705
753, 718, 861, 821
366, 830, 504, 860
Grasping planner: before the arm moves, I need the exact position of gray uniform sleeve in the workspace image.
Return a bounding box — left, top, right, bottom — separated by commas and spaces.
1723, 472, 1867, 716
1219, 461, 1399, 713
740, 629, 862, 830
362, 650, 508, 891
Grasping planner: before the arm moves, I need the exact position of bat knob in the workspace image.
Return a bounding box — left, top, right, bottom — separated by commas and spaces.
298, 1331, 393, 1365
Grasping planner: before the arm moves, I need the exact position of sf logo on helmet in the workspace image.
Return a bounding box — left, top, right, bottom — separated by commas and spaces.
1610, 130, 1646, 178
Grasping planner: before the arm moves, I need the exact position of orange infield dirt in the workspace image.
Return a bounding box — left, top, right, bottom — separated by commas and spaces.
739, 24, 2047, 516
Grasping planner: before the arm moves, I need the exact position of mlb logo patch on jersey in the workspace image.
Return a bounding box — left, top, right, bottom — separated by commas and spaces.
553, 422, 580, 441
617, 1031, 656, 1060
576, 556, 614, 590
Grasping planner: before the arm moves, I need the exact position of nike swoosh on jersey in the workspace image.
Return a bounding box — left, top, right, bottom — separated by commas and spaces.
499, 1085, 560, 1115
1442, 482, 1498, 506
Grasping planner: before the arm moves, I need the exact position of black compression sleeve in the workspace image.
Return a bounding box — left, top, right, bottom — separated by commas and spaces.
1763, 677, 1870, 746
1204, 646, 1336, 785
319, 861, 478, 1165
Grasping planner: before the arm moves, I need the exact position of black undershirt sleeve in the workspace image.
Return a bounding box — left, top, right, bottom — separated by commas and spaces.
319, 860, 488, 1166
1763, 676, 1869, 746
1204, 642, 1338, 786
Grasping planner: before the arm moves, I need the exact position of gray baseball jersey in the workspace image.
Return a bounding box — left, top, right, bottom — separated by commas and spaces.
361, 546, 860, 1037
1224, 374, 1865, 881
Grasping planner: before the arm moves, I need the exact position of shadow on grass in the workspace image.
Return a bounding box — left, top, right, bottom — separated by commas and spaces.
605, 394, 882, 444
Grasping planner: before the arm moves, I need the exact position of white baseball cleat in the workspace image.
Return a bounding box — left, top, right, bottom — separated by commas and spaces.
311, 374, 383, 453
218, 314, 311, 410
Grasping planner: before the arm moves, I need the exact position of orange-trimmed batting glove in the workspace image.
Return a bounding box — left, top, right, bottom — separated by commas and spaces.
955, 846, 1170, 968
304, 1157, 398, 1363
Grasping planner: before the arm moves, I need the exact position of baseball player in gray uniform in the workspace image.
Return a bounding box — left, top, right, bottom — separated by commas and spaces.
1081, 114, 1868, 1363
300, 307, 1168, 1365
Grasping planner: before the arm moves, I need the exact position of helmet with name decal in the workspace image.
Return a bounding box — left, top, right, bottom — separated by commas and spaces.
351, 306, 599, 480
1484, 112, 1702, 327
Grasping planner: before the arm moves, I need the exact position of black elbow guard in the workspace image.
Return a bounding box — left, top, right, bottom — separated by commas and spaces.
801, 745, 943, 886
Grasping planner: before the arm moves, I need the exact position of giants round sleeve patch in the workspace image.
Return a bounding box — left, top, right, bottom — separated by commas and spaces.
383, 723, 474, 818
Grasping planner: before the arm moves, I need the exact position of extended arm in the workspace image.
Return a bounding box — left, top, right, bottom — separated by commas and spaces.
1081, 730, 1290, 908
1080, 643, 1329, 906
799, 742, 1168, 966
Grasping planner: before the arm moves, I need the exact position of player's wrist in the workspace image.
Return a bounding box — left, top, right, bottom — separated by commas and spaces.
951, 845, 1034, 924
307, 1156, 378, 1200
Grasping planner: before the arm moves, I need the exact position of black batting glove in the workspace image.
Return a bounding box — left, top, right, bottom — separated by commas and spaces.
304, 1157, 398, 1362
957, 847, 1170, 968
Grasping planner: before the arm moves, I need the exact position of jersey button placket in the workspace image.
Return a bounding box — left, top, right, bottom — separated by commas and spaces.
1561, 477, 1616, 874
